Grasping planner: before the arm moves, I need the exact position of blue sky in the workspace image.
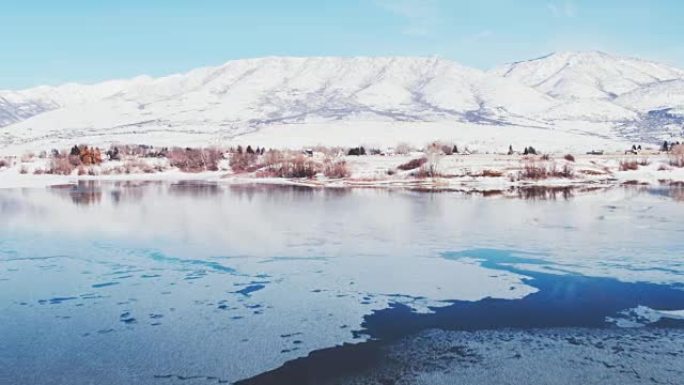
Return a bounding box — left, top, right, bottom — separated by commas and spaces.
2, 0, 683, 89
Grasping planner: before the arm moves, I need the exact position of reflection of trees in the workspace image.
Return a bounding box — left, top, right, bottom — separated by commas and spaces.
168, 181, 222, 197
671, 187, 684, 202
50, 181, 103, 206
515, 186, 576, 201
228, 184, 317, 203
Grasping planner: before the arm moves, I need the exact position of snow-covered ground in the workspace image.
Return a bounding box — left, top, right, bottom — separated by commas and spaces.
2, 148, 684, 191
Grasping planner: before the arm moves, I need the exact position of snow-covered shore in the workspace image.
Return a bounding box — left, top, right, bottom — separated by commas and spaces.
2, 151, 683, 192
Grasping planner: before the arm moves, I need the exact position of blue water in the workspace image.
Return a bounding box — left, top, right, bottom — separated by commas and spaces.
1, 183, 684, 385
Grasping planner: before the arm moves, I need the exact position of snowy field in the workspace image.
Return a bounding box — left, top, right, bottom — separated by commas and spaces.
2, 147, 684, 192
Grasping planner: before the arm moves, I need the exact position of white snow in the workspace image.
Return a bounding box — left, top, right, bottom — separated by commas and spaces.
2, 52, 684, 156
607, 305, 684, 328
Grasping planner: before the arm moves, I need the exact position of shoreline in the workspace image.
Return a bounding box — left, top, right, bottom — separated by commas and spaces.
2, 152, 684, 192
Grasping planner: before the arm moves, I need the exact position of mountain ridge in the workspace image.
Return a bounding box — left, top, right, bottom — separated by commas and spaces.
1, 52, 683, 151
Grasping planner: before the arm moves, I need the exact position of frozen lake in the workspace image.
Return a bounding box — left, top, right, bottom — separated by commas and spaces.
1, 182, 684, 384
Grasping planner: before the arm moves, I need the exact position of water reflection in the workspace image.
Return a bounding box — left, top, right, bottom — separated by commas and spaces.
2, 182, 684, 385
515, 186, 576, 200
50, 182, 103, 206
34, 181, 684, 207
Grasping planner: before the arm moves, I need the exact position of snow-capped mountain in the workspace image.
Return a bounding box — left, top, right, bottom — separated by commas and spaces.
1, 52, 683, 152
492, 51, 684, 100
0, 57, 553, 129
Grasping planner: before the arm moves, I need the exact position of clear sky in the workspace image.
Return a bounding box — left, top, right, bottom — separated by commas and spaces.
2, 0, 683, 89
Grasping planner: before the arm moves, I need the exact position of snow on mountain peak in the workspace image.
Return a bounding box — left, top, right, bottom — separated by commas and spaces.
1, 52, 683, 151
492, 51, 684, 100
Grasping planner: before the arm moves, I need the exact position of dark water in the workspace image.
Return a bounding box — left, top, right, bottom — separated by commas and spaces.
239, 248, 684, 385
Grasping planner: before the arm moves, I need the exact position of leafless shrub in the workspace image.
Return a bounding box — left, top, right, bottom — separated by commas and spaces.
394, 143, 412, 155
658, 164, 670, 171
168, 147, 221, 172
481, 169, 504, 177
229, 151, 259, 173
21, 153, 35, 162
47, 157, 76, 175
580, 169, 606, 176
323, 159, 350, 178
113, 144, 165, 158
425, 141, 455, 155
637, 158, 651, 166
423, 144, 443, 176
19, 165, 28, 174
619, 160, 639, 171
669, 145, 684, 168
282, 155, 320, 178
263, 154, 320, 178
518, 161, 574, 180
0, 158, 9, 169
413, 164, 442, 178
564, 154, 575, 162
440, 144, 454, 155
540, 154, 551, 161
398, 157, 427, 171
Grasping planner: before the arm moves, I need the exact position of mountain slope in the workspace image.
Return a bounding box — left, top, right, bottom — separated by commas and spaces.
492, 51, 684, 100
1, 52, 683, 152
0, 57, 556, 143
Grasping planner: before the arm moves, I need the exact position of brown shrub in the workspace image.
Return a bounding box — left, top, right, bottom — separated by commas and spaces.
323, 159, 350, 179
254, 152, 321, 178
564, 154, 575, 162
398, 157, 428, 171
47, 157, 76, 175
540, 154, 551, 161
229, 151, 259, 173
413, 164, 441, 178
637, 158, 650, 166
19, 165, 28, 174
481, 169, 504, 177
278, 155, 320, 178
518, 161, 574, 180
425, 141, 454, 155
672, 144, 684, 156
168, 147, 222, 172
0, 158, 9, 168
78, 146, 102, 165
619, 160, 639, 171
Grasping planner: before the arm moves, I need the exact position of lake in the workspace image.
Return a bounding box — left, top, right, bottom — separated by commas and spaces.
1, 182, 684, 384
